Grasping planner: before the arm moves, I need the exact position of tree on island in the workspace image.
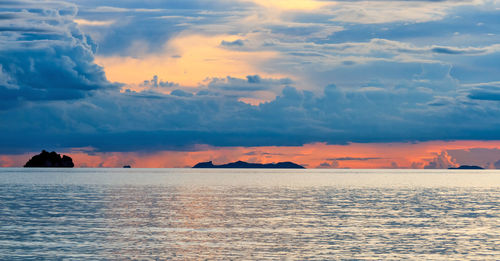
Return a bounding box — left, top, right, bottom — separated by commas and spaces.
24, 150, 74, 168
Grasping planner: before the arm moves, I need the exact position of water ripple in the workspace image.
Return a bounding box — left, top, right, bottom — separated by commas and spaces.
0, 170, 499, 260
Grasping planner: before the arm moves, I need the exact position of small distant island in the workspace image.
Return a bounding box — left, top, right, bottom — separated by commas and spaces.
193, 160, 305, 169
24, 150, 74, 168
448, 165, 484, 170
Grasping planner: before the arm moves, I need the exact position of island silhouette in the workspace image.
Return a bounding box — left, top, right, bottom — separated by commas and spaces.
448, 165, 484, 169
24, 150, 74, 168
193, 160, 305, 169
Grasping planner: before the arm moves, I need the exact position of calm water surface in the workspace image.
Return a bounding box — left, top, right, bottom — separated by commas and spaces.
0, 168, 499, 260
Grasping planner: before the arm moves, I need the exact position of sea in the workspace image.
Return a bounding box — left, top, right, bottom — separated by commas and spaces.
0, 168, 499, 260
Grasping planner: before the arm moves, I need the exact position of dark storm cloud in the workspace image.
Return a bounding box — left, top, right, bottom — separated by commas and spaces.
3, 79, 500, 153
0, 1, 117, 109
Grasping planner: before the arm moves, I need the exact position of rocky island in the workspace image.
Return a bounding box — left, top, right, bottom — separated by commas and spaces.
24, 150, 74, 168
193, 160, 305, 169
448, 165, 484, 169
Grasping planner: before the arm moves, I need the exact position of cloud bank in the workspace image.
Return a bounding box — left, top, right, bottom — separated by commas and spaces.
0, 1, 117, 109
2, 0, 500, 155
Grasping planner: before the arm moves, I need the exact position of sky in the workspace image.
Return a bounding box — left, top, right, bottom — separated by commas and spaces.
2, 0, 500, 168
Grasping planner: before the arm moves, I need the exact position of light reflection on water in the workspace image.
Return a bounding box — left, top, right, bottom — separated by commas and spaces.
0, 169, 499, 260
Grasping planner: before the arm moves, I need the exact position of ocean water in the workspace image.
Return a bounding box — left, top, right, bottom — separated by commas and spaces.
0, 169, 499, 260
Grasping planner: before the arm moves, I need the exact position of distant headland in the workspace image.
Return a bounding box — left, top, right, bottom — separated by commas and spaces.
24, 150, 74, 168
448, 165, 484, 170
193, 160, 305, 169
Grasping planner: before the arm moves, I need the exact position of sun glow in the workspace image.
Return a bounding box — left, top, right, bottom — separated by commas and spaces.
5, 141, 500, 168
96, 34, 280, 87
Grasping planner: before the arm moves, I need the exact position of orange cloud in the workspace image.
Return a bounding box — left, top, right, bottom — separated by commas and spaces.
4, 141, 500, 168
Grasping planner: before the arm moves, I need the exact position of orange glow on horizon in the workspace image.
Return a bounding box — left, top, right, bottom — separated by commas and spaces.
3, 140, 500, 169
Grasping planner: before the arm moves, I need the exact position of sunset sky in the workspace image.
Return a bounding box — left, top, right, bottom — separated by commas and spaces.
2, 0, 500, 168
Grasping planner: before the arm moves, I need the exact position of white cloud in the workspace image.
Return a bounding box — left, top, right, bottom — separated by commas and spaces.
326, 0, 487, 24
